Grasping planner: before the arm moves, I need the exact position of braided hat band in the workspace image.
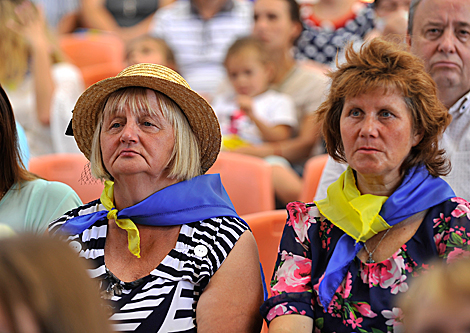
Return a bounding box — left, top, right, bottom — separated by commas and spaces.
72, 63, 221, 173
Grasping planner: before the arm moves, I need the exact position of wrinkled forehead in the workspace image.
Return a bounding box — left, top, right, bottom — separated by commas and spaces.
413, 0, 470, 28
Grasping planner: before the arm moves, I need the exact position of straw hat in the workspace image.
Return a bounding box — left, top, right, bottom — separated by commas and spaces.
72, 63, 221, 173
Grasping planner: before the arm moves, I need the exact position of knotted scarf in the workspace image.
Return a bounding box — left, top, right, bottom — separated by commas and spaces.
315, 164, 455, 308
59, 174, 240, 257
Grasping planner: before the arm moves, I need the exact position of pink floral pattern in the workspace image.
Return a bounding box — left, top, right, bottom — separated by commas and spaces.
261, 198, 470, 332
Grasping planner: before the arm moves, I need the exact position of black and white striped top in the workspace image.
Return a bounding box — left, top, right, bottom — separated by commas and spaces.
49, 200, 248, 332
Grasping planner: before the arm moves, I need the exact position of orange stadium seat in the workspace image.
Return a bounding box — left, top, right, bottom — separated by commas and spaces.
59, 31, 126, 87
207, 152, 275, 216
29, 153, 104, 204
299, 154, 329, 202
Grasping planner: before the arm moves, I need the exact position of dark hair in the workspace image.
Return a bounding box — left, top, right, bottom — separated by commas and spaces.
224, 36, 271, 67
0, 84, 35, 194
315, 38, 451, 177
285, 0, 302, 25
0, 234, 112, 333
407, 0, 422, 35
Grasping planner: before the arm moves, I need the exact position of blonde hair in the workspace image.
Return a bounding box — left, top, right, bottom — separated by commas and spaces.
399, 257, 470, 330
0, 0, 63, 88
90, 87, 202, 181
0, 234, 112, 333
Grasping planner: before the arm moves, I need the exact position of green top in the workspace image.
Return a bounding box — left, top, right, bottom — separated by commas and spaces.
0, 179, 82, 234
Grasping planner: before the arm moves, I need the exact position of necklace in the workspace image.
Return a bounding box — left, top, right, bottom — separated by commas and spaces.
363, 228, 391, 264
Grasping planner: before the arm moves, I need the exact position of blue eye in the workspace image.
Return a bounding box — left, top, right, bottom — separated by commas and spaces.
111, 123, 121, 128
381, 111, 392, 118
143, 121, 153, 127
350, 109, 361, 117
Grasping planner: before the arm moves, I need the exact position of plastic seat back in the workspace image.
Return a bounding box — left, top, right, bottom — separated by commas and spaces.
243, 209, 287, 298
29, 153, 103, 204
207, 152, 275, 215
299, 154, 329, 202
59, 31, 125, 69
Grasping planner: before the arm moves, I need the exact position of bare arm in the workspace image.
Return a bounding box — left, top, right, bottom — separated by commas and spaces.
196, 231, 264, 333
81, 0, 162, 42
7, 2, 55, 126
268, 314, 313, 333
238, 95, 292, 142
234, 114, 321, 163
80, 0, 121, 33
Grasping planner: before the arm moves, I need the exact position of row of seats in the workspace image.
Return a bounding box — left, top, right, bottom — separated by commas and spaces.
28, 151, 328, 215
59, 31, 126, 87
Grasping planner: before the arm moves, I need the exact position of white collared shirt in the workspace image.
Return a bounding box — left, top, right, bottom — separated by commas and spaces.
441, 90, 470, 200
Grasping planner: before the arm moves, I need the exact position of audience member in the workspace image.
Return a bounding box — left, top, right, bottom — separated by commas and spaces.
0, 83, 82, 234
0, 0, 84, 157
49, 63, 265, 332
31, 0, 80, 34
295, 0, 375, 65
80, 0, 175, 42
0, 234, 112, 333
148, 0, 253, 101
16, 122, 30, 168
315, 0, 470, 201
369, 0, 410, 39
125, 34, 177, 71
400, 257, 470, 333
213, 36, 297, 150
261, 38, 470, 332
232, 0, 328, 205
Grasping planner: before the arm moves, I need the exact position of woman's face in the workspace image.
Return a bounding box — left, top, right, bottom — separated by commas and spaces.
340, 87, 422, 184
253, 0, 300, 52
100, 89, 175, 184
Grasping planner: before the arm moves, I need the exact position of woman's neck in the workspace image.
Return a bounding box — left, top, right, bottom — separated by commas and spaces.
312, 0, 357, 22
112, 175, 178, 210
270, 49, 296, 85
355, 172, 403, 197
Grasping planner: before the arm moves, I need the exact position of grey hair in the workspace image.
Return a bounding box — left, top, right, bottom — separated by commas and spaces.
407, 0, 423, 36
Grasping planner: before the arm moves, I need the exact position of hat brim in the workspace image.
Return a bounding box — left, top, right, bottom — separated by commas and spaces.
72, 70, 221, 174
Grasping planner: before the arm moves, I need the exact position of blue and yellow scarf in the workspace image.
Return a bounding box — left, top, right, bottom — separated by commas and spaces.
315, 165, 455, 308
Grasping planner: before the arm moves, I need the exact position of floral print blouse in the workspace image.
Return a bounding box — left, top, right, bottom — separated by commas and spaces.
260, 198, 470, 333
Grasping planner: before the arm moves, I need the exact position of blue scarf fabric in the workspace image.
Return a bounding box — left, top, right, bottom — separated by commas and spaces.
317, 165, 455, 308
59, 174, 239, 235
58, 173, 269, 299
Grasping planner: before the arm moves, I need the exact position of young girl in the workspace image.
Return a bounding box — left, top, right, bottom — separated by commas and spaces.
212, 36, 297, 150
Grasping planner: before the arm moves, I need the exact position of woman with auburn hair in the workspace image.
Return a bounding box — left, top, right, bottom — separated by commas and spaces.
0, 83, 82, 234
261, 38, 470, 332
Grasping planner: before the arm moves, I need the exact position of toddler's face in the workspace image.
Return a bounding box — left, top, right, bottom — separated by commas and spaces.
226, 50, 271, 97
126, 39, 167, 67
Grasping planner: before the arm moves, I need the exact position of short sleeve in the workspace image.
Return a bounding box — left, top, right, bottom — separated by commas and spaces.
25, 180, 83, 234
260, 202, 321, 324
434, 197, 470, 262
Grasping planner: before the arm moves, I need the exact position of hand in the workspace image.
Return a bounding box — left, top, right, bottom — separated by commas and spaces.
236, 95, 254, 119
6, 1, 49, 48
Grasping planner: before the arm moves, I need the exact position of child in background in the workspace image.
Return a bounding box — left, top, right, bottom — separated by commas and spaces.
212, 36, 297, 150
125, 34, 178, 72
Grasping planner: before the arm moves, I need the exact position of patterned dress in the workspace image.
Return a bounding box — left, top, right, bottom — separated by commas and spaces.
295, 3, 375, 65
49, 200, 248, 332
260, 198, 470, 332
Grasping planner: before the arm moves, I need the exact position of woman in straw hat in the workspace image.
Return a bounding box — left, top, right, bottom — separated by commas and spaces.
48, 63, 265, 332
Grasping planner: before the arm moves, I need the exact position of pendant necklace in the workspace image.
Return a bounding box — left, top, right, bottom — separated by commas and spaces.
363, 228, 391, 264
